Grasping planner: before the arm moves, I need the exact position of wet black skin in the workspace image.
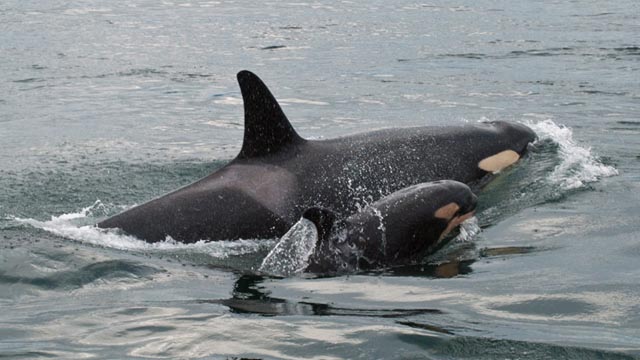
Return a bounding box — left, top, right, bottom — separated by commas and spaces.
98, 71, 535, 243
303, 180, 478, 274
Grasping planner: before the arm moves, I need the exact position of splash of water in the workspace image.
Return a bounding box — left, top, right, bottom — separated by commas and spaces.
370, 205, 387, 256
258, 218, 318, 277
454, 216, 481, 242
528, 119, 618, 189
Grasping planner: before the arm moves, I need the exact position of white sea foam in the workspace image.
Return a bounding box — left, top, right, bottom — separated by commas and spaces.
455, 216, 481, 243
13, 201, 273, 258
527, 119, 618, 189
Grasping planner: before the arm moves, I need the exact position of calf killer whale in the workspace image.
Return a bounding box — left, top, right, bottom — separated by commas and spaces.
98, 71, 536, 248
262, 180, 478, 275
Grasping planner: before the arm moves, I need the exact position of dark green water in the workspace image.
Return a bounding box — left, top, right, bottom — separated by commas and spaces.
1, 0, 639, 358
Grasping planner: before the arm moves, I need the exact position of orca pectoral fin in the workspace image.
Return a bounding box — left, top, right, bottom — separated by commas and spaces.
236, 71, 305, 159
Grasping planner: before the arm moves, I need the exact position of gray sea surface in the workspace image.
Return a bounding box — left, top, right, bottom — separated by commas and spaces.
1, 0, 639, 359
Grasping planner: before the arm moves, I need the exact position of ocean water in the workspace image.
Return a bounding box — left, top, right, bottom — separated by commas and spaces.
1, 0, 639, 358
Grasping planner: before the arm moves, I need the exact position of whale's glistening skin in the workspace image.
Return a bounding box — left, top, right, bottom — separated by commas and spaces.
98, 70, 536, 243
302, 180, 478, 274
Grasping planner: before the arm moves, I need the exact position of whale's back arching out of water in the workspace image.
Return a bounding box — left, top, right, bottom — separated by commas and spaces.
98, 71, 536, 247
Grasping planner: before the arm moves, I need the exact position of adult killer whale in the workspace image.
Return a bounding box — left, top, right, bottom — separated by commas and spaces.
98, 70, 536, 243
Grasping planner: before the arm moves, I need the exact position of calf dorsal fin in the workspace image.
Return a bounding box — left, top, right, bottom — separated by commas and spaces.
236, 70, 304, 159
302, 207, 336, 243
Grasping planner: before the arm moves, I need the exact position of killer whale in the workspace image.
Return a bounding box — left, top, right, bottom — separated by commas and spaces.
281, 180, 478, 274
98, 70, 536, 243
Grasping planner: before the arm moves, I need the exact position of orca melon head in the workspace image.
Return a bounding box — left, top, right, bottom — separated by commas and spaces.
375, 180, 478, 260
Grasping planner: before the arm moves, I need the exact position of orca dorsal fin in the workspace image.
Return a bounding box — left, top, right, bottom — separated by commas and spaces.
236, 70, 304, 159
